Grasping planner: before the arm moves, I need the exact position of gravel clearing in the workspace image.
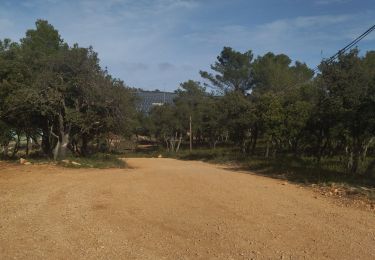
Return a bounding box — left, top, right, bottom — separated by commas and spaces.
0, 158, 374, 259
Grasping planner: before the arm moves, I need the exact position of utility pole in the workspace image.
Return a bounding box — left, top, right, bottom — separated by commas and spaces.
189, 115, 192, 152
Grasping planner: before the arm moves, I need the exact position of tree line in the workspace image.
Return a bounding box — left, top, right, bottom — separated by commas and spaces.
1, 20, 374, 174
139, 47, 375, 174
0, 20, 136, 160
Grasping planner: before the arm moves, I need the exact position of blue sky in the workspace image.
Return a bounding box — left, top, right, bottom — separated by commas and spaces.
0, 0, 374, 91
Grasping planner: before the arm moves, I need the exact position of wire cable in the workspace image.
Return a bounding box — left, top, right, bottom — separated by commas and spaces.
313, 24, 375, 74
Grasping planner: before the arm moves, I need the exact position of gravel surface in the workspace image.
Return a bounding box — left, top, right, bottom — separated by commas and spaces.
0, 158, 374, 259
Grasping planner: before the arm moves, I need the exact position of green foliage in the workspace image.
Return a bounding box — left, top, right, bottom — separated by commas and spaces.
144, 47, 375, 175
0, 20, 135, 160
200, 47, 254, 94
170, 147, 375, 188
0, 120, 13, 155
57, 153, 126, 169
317, 49, 375, 173
252, 52, 314, 94
1, 20, 374, 177
25, 153, 127, 169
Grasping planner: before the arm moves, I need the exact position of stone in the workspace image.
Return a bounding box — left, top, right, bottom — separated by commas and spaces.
71, 161, 81, 166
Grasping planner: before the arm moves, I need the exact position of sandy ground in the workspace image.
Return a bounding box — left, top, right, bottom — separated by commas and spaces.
0, 158, 374, 259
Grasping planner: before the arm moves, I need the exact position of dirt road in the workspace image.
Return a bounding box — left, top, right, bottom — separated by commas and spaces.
0, 158, 374, 259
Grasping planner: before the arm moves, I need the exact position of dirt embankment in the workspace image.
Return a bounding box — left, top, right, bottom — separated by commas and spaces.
0, 158, 374, 259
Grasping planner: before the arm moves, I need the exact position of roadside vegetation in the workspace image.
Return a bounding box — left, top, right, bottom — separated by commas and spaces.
33, 153, 126, 169
137, 47, 375, 178
0, 20, 136, 167
1, 19, 374, 182
133, 46, 375, 202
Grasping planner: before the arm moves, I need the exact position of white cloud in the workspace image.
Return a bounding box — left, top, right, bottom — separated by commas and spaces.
0, 0, 373, 91
182, 13, 370, 68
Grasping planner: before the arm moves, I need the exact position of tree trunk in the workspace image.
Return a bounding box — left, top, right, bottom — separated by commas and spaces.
52, 109, 70, 161
53, 132, 69, 161
351, 151, 360, 174
272, 140, 278, 158
213, 140, 218, 150
347, 141, 361, 175
241, 139, 246, 154
165, 139, 169, 151
362, 137, 374, 161
2, 143, 9, 158
169, 137, 175, 152
265, 138, 270, 158
347, 150, 353, 172
25, 135, 31, 157
189, 115, 192, 152
42, 128, 53, 158
316, 128, 324, 163
60, 133, 69, 159
81, 135, 89, 156
69, 139, 78, 155
163, 135, 169, 151
11, 134, 21, 158
176, 134, 182, 153
365, 159, 375, 175
251, 127, 258, 155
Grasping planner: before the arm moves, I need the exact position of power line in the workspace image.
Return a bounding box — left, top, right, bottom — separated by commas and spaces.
313, 24, 375, 74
